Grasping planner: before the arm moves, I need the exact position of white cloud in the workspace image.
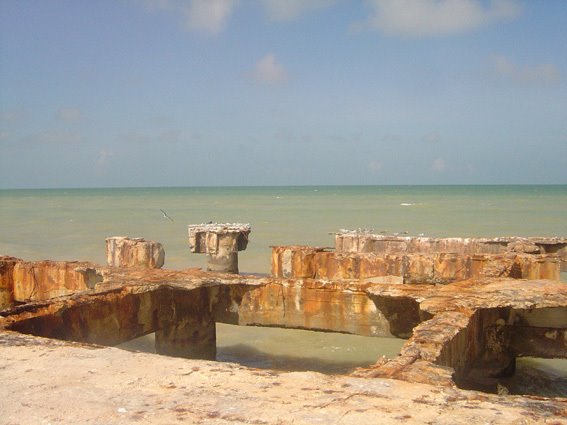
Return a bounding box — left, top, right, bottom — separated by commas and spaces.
379, 134, 402, 143
56, 107, 82, 123
273, 129, 314, 144
423, 132, 441, 144
139, 0, 171, 9
364, 0, 521, 37
96, 149, 113, 169
260, 0, 336, 21
432, 158, 446, 172
21, 130, 84, 145
119, 129, 183, 145
1, 109, 26, 123
368, 160, 384, 173
492, 55, 560, 85
182, 0, 236, 34
137, 0, 235, 35
252, 53, 288, 84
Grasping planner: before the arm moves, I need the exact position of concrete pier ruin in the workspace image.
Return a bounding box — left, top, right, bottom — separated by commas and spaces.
1, 230, 566, 423
334, 231, 567, 271
106, 236, 165, 269
271, 246, 561, 283
188, 223, 251, 274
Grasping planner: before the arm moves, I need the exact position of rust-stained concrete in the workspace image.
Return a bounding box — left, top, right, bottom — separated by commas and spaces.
0, 251, 566, 424
106, 236, 165, 269
335, 233, 567, 271
271, 246, 561, 282
0, 256, 103, 308
357, 278, 567, 392
1, 256, 566, 396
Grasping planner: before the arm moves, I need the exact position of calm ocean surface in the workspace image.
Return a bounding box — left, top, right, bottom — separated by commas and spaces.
1, 185, 566, 395
1, 185, 566, 273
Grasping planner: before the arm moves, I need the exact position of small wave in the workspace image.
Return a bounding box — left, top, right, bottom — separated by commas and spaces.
400, 203, 413, 206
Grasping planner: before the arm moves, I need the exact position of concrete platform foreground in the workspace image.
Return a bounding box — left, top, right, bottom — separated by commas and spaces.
1, 331, 566, 425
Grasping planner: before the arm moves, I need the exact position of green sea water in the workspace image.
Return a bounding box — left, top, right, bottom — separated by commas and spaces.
1, 185, 566, 395
1, 185, 566, 274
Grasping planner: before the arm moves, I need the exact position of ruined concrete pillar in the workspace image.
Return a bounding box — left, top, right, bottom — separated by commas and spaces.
188, 223, 251, 274
106, 237, 165, 269
155, 288, 216, 360
0, 256, 17, 309
271, 246, 330, 278
155, 317, 216, 360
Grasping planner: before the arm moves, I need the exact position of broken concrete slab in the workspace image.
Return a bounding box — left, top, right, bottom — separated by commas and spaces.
359, 278, 567, 392
0, 256, 103, 309
334, 232, 567, 271
271, 246, 560, 282
106, 236, 165, 269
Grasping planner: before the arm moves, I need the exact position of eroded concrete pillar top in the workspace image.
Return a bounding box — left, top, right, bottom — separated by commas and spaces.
106, 236, 165, 269
188, 223, 251, 274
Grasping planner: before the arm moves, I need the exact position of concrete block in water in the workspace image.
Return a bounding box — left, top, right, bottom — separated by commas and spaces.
188, 223, 251, 274
334, 232, 567, 271
106, 237, 165, 269
271, 246, 560, 282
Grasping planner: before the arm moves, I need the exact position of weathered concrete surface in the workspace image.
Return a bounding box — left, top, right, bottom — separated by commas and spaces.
0, 266, 257, 359
0, 256, 15, 308
358, 278, 567, 392
235, 280, 393, 336
1, 331, 566, 425
106, 236, 165, 268
0, 264, 410, 340
335, 233, 567, 271
1, 259, 566, 396
0, 256, 103, 309
271, 246, 560, 283
155, 288, 217, 360
189, 223, 251, 273
271, 246, 331, 278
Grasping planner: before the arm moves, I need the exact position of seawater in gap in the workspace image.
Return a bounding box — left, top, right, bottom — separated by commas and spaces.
117, 324, 406, 375
500, 358, 567, 398
116, 326, 567, 397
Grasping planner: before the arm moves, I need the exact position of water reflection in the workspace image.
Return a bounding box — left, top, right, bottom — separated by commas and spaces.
116, 323, 406, 375
116, 324, 567, 394
216, 324, 405, 374
501, 358, 567, 398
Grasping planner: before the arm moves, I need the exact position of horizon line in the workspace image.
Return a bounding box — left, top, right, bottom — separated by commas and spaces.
1, 183, 566, 191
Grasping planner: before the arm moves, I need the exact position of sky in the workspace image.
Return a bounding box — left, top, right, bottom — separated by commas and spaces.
1, 0, 566, 188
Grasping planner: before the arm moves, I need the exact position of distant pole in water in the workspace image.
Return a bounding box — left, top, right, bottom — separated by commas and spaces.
160, 209, 174, 222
